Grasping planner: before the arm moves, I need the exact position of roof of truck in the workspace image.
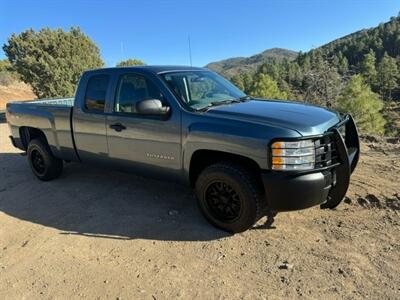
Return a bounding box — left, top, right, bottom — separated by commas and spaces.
87, 65, 208, 75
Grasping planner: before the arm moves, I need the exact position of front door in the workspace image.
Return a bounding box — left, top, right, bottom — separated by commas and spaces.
106, 73, 182, 180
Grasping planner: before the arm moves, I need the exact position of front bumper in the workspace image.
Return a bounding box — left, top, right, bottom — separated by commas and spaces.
262, 114, 360, 212
262, 171, 333, 211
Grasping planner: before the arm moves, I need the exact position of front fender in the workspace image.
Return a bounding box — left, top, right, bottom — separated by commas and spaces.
182, 120, 301, 178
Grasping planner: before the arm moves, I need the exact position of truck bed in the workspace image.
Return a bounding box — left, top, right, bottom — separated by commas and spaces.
6, 97, 78, 162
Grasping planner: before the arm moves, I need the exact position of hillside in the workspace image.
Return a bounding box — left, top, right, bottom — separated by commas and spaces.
205, 48, 298, 77
0, 82, 35, 111
208, 16, 400, 79
312, 16, 400, 66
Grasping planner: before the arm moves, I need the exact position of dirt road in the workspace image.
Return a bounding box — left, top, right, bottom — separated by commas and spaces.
0, 123, 399, 299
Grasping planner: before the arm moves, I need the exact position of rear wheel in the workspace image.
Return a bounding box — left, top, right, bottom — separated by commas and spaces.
27, 139, 63, 181
195, 162, 265, 233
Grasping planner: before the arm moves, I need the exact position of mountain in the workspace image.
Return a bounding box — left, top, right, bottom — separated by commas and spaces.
205, 48, 298, 77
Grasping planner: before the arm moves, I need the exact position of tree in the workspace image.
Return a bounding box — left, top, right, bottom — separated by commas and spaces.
116, 58, 145, 67
230, 74, 245, 90
303, 60, 343, 107
249, 74, 287, 99
0, 59, 11, 71
3, 27, 104, 98
377, 52, 398, 101
242, 72, 254, 94
0, 59, 19, 85
337, 75, 385, 134
360, 49, 377, 87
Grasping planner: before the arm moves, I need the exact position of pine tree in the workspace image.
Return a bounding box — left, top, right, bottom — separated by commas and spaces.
337, 75, 385, 134
360, 49, 377, 87
377, 52, 398, 101
249, 74, 287, 99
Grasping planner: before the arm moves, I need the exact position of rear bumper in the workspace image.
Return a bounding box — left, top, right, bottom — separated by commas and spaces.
262, 114, 360, 212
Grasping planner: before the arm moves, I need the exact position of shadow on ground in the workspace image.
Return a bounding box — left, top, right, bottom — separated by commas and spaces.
0, 112, 6, 124
0, 152, 230, 241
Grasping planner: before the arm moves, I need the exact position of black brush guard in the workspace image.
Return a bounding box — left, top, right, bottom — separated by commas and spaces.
320, 114, 360, 209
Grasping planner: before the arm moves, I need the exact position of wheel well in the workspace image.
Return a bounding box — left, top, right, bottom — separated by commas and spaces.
19, 127, 48, 150
189, 150, 262, 187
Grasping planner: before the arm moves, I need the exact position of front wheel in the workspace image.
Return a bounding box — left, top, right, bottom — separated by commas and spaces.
27, 139, 63, 181
195, 162, 266, 233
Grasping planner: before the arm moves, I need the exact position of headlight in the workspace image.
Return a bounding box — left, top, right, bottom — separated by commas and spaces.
271, 140, 315, 170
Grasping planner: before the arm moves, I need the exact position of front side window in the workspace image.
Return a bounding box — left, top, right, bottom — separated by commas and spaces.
160, 71, 246, 110
85, 74, 109, 112
115, 74, 163, 114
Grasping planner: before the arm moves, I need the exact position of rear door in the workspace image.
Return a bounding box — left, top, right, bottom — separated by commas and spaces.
105, 72, 182, 179
72, 72, 111, 164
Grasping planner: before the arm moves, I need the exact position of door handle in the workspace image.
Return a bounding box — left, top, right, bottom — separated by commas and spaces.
109, 123, 126, 132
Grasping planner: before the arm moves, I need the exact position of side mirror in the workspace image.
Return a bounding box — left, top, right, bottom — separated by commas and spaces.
136, 99, 170, 115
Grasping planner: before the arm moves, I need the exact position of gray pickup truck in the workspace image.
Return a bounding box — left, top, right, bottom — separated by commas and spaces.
6, 66, 359, 233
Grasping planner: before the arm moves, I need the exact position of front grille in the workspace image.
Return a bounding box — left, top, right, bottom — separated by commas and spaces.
314, 133, 339, 168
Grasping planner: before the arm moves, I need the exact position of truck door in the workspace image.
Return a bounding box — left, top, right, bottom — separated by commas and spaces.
105, 72, 182, 180
72, 73, 111, 164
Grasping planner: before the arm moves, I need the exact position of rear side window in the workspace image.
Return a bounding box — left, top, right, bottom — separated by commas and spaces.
85, 75, 110, 112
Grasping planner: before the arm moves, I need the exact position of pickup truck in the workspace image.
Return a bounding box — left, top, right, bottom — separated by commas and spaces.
6, 66, 359, 233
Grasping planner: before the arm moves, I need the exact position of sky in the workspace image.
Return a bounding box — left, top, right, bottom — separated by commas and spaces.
0, 0, 399, 67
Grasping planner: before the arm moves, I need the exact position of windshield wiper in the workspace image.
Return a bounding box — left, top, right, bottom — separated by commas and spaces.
238, 95, 251, 101
210, 99, 242, 106
196, 96, 251, 112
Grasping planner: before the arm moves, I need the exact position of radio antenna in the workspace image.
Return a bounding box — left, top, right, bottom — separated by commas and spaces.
188, 36, 193, 66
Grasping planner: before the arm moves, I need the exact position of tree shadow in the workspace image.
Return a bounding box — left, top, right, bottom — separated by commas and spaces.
0, 152, 230, 241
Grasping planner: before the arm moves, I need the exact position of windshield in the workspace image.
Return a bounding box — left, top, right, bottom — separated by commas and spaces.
160, 71, 247, 110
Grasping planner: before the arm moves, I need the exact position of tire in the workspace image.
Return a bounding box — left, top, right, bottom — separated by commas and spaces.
27, 138, 63, 181
195, 162, 266, 233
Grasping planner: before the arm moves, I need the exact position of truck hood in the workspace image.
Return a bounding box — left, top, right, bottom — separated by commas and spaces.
206, 99, 341, 136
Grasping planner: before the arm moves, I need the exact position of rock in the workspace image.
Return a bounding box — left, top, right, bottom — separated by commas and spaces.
344, 197, 352, 204
280, 276, 289, 284
278, 261, 293, 270
387, 137, 399, 144
168, 210, 178, 216
361, 135, 379, 143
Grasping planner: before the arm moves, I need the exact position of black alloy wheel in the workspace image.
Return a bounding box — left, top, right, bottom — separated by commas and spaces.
205, 181, 242, 222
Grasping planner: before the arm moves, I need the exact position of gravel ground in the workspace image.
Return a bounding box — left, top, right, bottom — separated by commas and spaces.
0, 123, 399, 299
